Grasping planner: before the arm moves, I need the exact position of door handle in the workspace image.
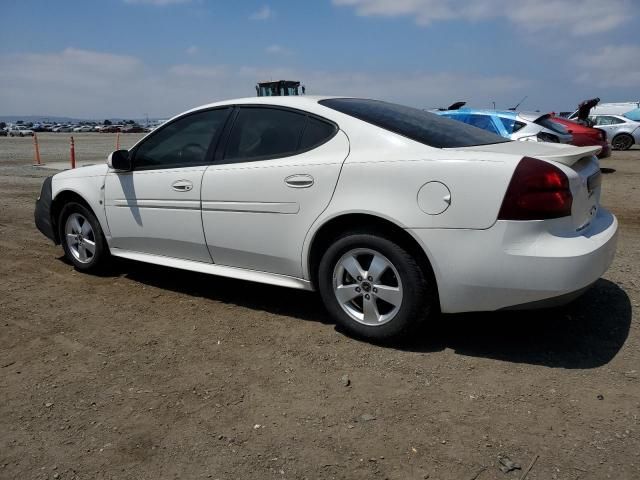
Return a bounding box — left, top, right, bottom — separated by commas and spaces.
172, 180, 193, 192
285, 174, 314, 188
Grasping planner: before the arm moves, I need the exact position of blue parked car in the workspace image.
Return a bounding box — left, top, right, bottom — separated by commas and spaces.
434, 108, 573, 144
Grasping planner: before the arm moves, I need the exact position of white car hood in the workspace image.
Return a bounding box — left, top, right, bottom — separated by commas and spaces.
453, 141, 601, 166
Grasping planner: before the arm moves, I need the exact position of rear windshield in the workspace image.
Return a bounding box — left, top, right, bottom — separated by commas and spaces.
319, 98, 509, 148
534, 115, 568, 135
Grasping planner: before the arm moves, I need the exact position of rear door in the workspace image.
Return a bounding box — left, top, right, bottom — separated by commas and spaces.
201, 106, 349, 277
104, 108, 231, 262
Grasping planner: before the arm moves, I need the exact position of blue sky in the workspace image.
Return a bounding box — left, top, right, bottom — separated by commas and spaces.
1, 0, 638, 118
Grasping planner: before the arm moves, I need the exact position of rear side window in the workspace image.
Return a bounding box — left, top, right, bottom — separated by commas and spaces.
300, 117, 337, 149
224, 107, 337, 162
134, 108, 230, 170
319, 98, 508, 148
499, 117, 526, 134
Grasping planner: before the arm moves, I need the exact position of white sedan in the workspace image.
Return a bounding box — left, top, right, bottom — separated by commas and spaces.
35, 96, 618, 342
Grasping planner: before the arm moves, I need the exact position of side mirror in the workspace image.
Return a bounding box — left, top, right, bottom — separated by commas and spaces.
107, 150, 132, 171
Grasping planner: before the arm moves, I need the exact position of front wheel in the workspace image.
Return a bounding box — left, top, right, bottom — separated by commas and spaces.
58, 202, 109, 272
611, 133, 634, 151
318, 232, 435, 342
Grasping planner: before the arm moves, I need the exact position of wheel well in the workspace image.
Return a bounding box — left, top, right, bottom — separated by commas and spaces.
308, 214, 439, 296
613, 132, 634, 142
50, 191, 93, 243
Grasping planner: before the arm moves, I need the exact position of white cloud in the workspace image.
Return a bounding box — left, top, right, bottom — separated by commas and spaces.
249, 5, 275, 21
265, 44, 293, 56
186, 45, 199, 56
333, 0, 633, 35
124, 0, 191, 5
573, 45, 640, 88
0, 48, 530, 118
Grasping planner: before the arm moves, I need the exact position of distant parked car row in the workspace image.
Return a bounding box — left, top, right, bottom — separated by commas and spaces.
98, 124, 146, 133
1, 123, 152, 135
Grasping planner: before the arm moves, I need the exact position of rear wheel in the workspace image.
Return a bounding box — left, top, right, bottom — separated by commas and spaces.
611, 133, 634, 151
59, 202, 109, 272
318, 232, 435, 342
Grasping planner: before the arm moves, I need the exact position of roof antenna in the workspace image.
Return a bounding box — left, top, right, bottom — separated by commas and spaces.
509, 95, 528, 111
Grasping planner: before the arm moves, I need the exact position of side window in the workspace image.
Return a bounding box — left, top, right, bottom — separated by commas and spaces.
499, 117, 515, 134
300, 116, 337, 149
595, 116, 623, 126
513, 121, 526, 133
467, 114, 500, 135
134, 108, 229, 170
224, 107, 307, 162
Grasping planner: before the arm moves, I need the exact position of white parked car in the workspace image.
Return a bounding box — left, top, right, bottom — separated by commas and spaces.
8, 125, 34, 137
73, 125, 93, 132
35, 97, 618, 341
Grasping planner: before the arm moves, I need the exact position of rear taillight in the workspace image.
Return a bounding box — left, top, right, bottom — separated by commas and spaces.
498, 157, 573, 220
596, 128, 607, 141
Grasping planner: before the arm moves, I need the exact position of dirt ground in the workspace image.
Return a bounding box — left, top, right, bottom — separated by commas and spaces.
1, 135, 639, 480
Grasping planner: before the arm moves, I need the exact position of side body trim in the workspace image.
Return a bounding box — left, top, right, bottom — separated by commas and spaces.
109, 248, 313, 291
201, 201, 300, 214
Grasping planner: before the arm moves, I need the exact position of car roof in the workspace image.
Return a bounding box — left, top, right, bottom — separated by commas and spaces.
186, 95, 335, 112
438, 109, 521, 121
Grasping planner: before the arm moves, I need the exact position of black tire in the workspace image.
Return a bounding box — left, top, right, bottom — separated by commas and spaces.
611, 133, 634, 151
318, 231, 435, 342
58, 202, 109, 272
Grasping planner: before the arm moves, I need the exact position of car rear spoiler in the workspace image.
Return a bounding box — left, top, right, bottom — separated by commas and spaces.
535, 145, 602, 166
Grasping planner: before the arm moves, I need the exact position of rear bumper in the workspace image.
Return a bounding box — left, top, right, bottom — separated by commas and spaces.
598, 143, 611, 159
410, 208, 618, 313
35, 176, 57, 243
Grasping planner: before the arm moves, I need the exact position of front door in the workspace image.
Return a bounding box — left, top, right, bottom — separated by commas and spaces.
104, 107, 231, 263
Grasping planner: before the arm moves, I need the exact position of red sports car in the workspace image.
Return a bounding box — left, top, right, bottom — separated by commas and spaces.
550, 115, 610, 159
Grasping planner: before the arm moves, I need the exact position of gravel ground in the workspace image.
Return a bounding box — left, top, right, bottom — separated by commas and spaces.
1, 135, 639, 480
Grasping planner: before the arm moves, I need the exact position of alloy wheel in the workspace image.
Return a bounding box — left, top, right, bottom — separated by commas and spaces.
612, 135, 633, 150
332, 248, 403, 326
64, 213, 96, 264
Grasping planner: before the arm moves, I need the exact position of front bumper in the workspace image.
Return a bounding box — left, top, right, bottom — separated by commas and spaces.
410, 208, 618, 313
35, 176, 57, 243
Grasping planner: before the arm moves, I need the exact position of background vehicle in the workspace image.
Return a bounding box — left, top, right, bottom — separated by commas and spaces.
73, 125, 93, 132
435, 109, 573, 143
588, 115, 640, 151
0, 128, 7, 137
121, 124, 145, 133
8, 125, 34, 137
35, 96, 617, 342
52, 125, 73, 133
550, 115, 610, 158
256, 80, 304, 97
624, 108, 640, 122
570, 101, 640, 119
99, 125, 122, 133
